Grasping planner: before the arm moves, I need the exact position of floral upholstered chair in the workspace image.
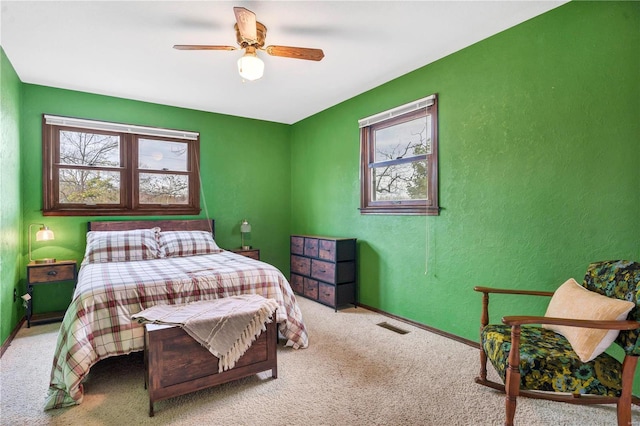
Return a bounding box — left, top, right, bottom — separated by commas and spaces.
474, 260, 640, 426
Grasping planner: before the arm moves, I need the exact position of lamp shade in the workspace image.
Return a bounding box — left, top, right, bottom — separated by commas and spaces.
240, 220, 251, 233
237, 52, 264, 81
36, 226, 55, 241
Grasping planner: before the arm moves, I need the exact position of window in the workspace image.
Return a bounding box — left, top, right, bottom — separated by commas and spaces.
42, 115, 200, 216
359, 94, 439, 215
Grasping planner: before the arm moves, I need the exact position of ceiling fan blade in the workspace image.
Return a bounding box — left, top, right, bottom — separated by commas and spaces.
233, 7, 257, 44
265, 45, 325, 61
173, 45, 237, 51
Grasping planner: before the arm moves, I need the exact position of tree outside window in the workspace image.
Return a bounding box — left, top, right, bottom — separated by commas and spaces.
359, 95, 439, 215
137, 138, 190, 205
58, 130, 121, 205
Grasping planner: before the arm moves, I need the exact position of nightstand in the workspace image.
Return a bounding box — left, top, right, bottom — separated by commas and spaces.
230, 248, 260, 260
26, 260, 77, 327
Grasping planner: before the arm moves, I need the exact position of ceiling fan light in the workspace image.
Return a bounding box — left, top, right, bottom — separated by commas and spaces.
237, 52, 264, 81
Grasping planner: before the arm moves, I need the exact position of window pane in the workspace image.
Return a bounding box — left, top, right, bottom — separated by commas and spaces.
139, 173, 189, 204
59, 169, 120, 204
372, 160, 428, 201
374, 116, 431, 163
60, 131, 120, 167
138, 139, 188, 171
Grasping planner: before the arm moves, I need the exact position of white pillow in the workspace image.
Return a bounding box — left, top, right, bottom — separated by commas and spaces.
543, 278, 634, 362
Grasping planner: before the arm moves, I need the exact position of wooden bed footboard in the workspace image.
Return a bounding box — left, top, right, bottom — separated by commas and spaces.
144, 319, 278, 416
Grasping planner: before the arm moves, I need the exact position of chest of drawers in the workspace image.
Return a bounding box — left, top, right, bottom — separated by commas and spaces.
290, 235, 357, 311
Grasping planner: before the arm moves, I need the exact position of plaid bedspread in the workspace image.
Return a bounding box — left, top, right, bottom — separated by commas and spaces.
44, 251, 308, 410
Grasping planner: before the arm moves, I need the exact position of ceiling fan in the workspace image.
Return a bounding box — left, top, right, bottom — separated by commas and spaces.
174, 7, 325, 81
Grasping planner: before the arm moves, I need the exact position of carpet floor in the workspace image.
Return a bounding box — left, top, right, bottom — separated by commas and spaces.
1, 297, 638, 425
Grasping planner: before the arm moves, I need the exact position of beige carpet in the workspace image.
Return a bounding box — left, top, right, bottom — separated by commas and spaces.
2, 297, 638, 425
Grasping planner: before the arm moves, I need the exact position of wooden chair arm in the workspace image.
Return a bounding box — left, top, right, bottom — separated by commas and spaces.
475, 286, 555, 333
474, 286, 554, 298
502, 315, 640, 330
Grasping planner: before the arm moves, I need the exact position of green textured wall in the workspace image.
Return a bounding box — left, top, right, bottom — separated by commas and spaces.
291, 1, 640, 339
0, 48, 23, 345
20, 85, 292, 314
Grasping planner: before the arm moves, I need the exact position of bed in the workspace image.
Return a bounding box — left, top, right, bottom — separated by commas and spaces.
44, 219, 308, 410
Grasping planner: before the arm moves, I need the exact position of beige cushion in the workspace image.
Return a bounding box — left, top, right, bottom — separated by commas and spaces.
543, 278, 634, 362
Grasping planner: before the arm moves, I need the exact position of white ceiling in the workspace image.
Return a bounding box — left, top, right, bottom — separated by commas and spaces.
1, 1, 567, 125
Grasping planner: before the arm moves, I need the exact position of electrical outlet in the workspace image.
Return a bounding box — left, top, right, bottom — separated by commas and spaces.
13, 288, 17, 303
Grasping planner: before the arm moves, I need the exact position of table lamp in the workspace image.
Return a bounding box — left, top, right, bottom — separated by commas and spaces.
240, 220, 251, 250
29, 223, 56, 264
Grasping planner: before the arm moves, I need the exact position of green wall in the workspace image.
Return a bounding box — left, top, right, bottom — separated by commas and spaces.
291, 1, 640, 338
19, 85, 292, 314
0, 48, 23, 344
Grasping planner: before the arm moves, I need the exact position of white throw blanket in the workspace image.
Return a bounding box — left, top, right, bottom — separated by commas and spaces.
132, 294, 279, 372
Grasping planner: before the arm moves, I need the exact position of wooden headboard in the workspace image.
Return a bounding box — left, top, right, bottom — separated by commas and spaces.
87, 219, 215, 238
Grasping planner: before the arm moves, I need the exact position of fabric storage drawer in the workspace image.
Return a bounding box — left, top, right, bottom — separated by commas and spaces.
290, 274, 304, 294
291, 255, 311, 276
318, 282, 335, 306
290, 236, 304, 255
318, 239, 336, 260
311, 259, 355, 284
311, 259, 335, 283
316, 238, 358, 262
303, 278, 319, 300
303, 238, 319, 257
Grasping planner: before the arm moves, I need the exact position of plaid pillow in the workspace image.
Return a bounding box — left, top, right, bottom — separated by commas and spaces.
83, 228, 160, 265
158, 230, 222, 258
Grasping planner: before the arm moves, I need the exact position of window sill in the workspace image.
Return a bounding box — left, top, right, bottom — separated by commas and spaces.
359, 206, 440, 216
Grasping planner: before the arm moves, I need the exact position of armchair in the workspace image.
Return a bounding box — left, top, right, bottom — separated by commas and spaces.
474, 260, 640, 426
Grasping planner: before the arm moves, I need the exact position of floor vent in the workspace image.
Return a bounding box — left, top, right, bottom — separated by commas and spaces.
377, 322, 409, 335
